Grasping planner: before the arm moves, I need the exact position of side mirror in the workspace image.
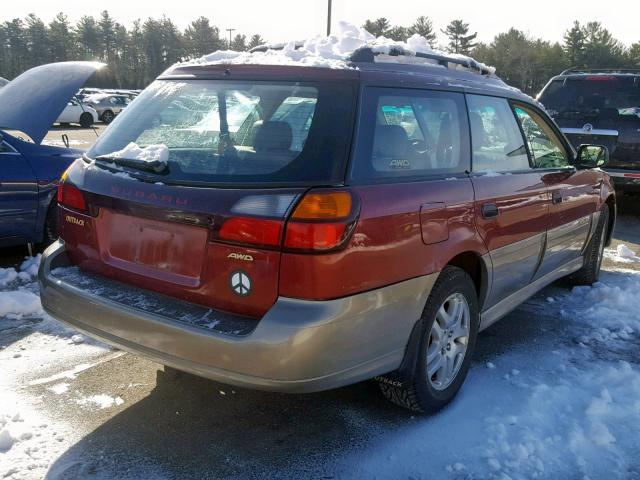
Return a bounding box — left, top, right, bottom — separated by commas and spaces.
576, 144, 608, 169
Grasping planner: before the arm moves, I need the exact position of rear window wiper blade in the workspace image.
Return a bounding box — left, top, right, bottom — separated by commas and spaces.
94, 155, 168, 174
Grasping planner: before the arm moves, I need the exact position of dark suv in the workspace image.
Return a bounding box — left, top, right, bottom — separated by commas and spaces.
39, 46, 615, 413
538, 70, 640, 194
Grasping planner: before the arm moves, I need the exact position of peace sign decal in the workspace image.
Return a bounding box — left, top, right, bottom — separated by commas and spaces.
230, 271, 252, 297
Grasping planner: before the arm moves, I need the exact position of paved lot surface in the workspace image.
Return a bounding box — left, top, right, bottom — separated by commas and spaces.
1, 125, 639, 479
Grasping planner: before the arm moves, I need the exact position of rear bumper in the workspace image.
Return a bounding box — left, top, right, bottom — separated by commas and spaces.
606, 168, 640, 192
38, 240, 436, 393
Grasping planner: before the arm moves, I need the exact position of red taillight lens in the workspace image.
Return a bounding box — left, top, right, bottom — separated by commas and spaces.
219, 217, 282, 247
284, 222, 348, 251
57, 183, 87, 213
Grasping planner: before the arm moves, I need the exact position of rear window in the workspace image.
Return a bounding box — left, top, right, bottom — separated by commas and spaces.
351, 87, 469, 182
87, 79, 355, 186
539, 76, 640, 121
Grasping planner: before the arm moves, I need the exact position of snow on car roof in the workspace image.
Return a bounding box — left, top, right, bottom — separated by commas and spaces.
180, 21, 495, 74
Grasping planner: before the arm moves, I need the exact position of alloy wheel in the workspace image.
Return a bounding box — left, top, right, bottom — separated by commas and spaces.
426, 293, 470, 390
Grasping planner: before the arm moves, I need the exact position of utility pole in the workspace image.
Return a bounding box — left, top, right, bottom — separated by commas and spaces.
226, 28, 235, 48
326, 0, 332, 36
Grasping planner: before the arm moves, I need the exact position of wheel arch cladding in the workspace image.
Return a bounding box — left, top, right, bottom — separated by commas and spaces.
445, 251, 488, 306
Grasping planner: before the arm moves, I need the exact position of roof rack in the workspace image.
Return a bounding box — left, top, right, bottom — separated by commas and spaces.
348, 46, 494, 75
560, 68, 640, 75
249, 43, 493, 76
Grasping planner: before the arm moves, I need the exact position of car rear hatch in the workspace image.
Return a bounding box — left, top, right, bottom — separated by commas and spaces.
538, 74, 640, 170
57, 67, 358, 319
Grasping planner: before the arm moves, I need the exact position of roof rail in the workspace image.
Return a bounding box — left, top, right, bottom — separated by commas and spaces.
560, 68, 640, 75
249, 43, 493, 76
348, 46, 494, 75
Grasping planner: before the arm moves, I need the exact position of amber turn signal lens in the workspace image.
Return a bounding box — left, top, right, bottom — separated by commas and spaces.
291, 192, 352, 220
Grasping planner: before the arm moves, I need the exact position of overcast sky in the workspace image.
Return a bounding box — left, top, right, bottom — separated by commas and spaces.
2, 0, 638, 47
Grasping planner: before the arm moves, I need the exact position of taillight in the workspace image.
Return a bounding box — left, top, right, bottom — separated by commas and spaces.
57, 183, 87, 213
284, 190, 358, 252
219, 217, 282, 247
214, 190, 359, 252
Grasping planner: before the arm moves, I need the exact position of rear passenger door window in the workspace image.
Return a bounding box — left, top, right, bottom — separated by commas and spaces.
466, 95, 530, 172
512, 105, 571, 169
351, 88, 469, 182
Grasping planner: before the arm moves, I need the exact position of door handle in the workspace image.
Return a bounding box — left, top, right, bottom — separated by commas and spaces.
481, 203, 499, 218
552, 191, 563, 204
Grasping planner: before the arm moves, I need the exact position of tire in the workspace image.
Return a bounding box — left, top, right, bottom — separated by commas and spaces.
378, 266, 479, 413
36, 201, 58, 252
79, 112, 93, 128
101, 110, 115, 124
566, 203, 609, 286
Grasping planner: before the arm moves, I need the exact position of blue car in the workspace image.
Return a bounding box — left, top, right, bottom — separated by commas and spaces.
0, 62, 103, 248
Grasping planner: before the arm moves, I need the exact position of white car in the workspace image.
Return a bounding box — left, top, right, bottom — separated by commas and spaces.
55, 98, 99, 128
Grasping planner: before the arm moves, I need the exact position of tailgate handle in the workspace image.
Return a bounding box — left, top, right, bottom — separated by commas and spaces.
481, 203, 499, 218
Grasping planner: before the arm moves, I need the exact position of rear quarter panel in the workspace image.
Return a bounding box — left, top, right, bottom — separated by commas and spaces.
279, 178, 485, 300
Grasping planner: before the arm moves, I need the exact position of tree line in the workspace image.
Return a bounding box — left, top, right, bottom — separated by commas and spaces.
364, 16, 640, 94
1, 12, 639, 94
0, 11, 264, 88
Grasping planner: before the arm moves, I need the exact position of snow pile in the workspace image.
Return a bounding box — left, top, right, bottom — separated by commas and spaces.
0, 290, 42, 317
566, 270, 640, 345
0, 254, 41, 287
0, 267, 19, 286
19, 254, 41, 278
183, 21, 495, 74
604, 243, 640, 263
107, 142, 169, 165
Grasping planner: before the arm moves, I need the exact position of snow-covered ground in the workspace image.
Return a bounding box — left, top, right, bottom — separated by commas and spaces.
1, 249, 640, 479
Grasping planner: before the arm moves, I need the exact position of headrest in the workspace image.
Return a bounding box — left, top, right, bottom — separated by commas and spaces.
372, 124, 409, 159
254, 121, 293, 151
469, 112, 486, 147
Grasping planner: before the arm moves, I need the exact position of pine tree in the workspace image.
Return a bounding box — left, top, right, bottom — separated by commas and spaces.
183, 17, 222, 58
48, 13, 74, 62
98, 10, 117, 63
409, 16, 436, 47
231, 34, 247, 51
24, 14, 49, 68
248, 34, 265, 50
630, 42, 640, 67
75, 16, 100, 60
363, 18, 391, 38
2, 19, 28, 77
582, 21, 625, 68
563, 21, 586, 67
442, 20, 477, 54
387, 26, 408, 42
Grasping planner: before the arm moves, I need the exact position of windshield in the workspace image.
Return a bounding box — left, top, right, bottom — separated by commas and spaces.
539, 76, 640, 121
87, 79, 355, 185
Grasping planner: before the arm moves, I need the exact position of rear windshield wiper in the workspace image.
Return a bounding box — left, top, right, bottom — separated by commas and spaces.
94, 155, 168, 174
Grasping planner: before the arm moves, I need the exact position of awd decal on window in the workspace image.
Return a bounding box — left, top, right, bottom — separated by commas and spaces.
389, 159, 411, 169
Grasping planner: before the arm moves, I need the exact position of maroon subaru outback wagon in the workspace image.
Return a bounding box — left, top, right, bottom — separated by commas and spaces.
39, 45, 615, 412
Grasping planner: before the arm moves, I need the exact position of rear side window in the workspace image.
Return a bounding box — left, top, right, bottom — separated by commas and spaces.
513, 105, 570, 169
467, 95, 530, 172
352, 88, 469, 181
